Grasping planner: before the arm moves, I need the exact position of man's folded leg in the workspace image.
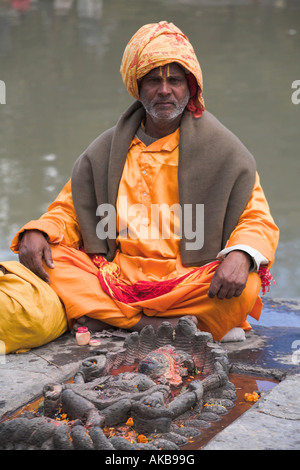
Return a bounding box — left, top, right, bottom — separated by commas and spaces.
140, 268, 262, 341
46, 245, 262, 341
46, 245, 142, 330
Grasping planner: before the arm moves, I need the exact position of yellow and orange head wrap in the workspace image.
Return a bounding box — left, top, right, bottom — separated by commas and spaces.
120, 21, 205, 118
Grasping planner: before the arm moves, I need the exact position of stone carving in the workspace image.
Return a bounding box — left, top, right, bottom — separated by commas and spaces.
137, 345, 195, 385
0, 318, 235, 450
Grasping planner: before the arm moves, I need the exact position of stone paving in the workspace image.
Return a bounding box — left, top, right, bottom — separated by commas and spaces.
1, 298, 300, 450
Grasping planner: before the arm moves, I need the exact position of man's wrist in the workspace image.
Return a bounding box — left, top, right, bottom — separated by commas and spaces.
19, 229, 49, 242
217, 245, 269, 272
226, 249, 253, 271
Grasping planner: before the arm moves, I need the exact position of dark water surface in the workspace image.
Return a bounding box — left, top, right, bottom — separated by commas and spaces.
0, 0, 300, 308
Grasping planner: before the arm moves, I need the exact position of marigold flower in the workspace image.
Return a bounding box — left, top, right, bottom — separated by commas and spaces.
244, 392, 259, 402
126, 417, 134, 426
137, 434, 148, 443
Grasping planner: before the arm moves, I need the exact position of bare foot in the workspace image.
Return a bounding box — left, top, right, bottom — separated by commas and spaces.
72, 316, 111, 333
72, 314, 198, 335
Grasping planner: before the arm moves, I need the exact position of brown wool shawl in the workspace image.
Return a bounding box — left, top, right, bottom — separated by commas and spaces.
71, 101, 256, 267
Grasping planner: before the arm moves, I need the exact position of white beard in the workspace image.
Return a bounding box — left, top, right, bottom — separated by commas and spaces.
140, 92, 190, 121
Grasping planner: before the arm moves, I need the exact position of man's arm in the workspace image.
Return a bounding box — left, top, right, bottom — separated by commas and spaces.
18, 230, 54, 283
208, 172, 279, 299
217, 244, 268, 272
11, 180, 82, 282
207, 250, 251, 299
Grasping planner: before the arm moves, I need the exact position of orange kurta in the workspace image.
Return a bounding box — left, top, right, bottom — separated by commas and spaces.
10, 131, 279, 341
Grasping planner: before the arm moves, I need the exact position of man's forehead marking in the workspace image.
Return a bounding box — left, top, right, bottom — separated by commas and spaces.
159, 65, 170, 78
148, 63, 184, 77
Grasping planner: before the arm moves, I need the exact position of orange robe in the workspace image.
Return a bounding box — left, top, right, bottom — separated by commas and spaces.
11, 130, 279, 341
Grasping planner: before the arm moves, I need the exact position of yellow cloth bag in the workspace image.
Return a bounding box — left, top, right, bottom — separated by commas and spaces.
0, 261, 68, 354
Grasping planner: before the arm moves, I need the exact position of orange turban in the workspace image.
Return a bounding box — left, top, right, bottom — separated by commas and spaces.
120, 21, 205, 118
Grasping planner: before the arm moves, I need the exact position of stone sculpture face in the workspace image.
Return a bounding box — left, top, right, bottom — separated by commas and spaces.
138, 345, 194, 386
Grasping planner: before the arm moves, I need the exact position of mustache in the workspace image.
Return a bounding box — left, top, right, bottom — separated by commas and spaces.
154, 100, 176, 105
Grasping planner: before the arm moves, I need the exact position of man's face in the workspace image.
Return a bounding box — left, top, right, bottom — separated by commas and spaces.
139, 63, 190, 121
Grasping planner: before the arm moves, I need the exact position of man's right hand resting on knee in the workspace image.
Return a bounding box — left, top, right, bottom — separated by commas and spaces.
19, 229, 54, 283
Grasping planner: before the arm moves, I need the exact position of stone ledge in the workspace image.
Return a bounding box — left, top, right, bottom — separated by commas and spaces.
204, 372, 300, 450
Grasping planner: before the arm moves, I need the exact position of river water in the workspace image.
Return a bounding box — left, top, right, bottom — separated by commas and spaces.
0, 0, 300, 314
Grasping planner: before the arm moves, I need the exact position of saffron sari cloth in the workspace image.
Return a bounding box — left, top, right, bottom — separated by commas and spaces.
0, 261, 67, 354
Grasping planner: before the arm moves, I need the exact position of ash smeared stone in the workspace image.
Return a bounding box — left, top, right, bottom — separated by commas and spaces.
0, 418, 28, 446
89, 426, 114, 450
138, 325, 156, 359
174, 317, 198, 353
73, 354, 107, 383
150, 431, 189, 446
53, 423, 74, 450
137, 345, 194, 385
220, 388, 237, 401
155, 321, 174, 348
199, 411, 221, 422
151, 438, 180, 450
124, 331, 139, 365
108, 436, 138, 450
0, 317, 236, 450
202, 404, 228, 415
70, 425, 94, 450
205, 398, 235, 409
135, 442, 161, 450
192, 331, 212, 371
28, 421, 57, 446
182, 419, 211, 429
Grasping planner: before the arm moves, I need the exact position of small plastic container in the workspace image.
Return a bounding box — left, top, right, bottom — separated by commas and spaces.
76, 327, 90, 346
89, 339, 101, 347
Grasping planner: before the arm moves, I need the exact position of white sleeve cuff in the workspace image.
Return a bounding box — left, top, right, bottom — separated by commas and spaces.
217, 244, 269, 272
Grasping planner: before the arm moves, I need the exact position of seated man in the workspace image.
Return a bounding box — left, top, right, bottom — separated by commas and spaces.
10, 21, 279, 342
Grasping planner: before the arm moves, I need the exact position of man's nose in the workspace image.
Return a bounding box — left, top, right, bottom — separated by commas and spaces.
158, 80, 171, 95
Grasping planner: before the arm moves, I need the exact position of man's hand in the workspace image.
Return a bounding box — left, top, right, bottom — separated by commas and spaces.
208, 250, 252, 300
18, 230, 54, 283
